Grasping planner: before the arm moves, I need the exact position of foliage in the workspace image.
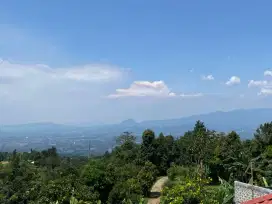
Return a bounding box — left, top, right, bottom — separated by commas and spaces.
161, 176, 219, 204
137, 161, 158, 196
116, 132, 136, 146
167, 165, 196, 181
216, 177, 235, 204
1, 121, 272, 203
153, 134, 175, 174
108, 178, 142, 204
140, 129, 156, 164
254, 122, 272, 153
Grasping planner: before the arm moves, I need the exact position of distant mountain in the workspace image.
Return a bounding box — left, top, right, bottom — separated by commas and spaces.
139, 108, 272, 131
119, 119, 137, 126
114, 108, 272, 138
1, 108, 272, 139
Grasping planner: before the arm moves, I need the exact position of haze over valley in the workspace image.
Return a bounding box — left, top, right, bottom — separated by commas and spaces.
1, 108, 271, 155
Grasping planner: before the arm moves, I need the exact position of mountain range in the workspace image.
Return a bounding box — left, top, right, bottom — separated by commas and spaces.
1, 108, 272, 139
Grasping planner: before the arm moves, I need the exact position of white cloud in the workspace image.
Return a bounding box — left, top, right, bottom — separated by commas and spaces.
248, 70, 272, 95
258, 88, 272, 96
108, 80, 205, 98
0, 60, 130, 124
108, 80, 176, 98
0, 59, 127, 104
61, 65, 123, 81
248, 80, 268, 87
169, 92, 176, 97
201, 74, 214, 81
0, 60, 124, 84
225, 76, 241, 86
264, 70, 272, 76
247, 76, 272, 96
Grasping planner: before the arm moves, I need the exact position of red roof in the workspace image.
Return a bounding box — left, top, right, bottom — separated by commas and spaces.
242, 194, 272, 204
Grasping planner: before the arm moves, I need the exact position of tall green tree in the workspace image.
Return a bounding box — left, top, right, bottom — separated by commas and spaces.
186, 121, 215, 165
154, 134, 175, 175
253, 122, 272, 155
140, 129, 156, 164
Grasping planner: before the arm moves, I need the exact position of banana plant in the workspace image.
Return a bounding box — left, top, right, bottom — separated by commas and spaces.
218, 177, 234, 204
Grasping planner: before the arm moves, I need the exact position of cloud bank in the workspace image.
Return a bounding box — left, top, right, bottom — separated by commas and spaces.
0, 60, 127, 106
108, 80, 176, 98
0, 60, 124, 84
248, 70, 272, 96
248, 80, 268, 88
108, 80, 204, 98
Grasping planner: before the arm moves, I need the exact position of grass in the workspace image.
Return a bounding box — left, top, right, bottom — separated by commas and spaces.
205, 185, 221, 190
0, 161, 9, 165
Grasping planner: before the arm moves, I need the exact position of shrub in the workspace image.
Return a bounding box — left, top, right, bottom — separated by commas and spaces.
167, 165, 196, 181
108, 178, 142, 204
161, 176, 220, 204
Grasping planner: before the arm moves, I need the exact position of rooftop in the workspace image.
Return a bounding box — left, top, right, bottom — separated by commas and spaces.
242, 194, 272, 204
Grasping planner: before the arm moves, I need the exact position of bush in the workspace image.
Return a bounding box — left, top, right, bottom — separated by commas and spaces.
161, 176, 220, 204
167, 165, 196, 181
108, 178, 142, 204
137, 161, 158, 196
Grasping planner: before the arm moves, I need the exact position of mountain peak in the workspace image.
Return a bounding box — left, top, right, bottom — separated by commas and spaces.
120, 119, 137, 125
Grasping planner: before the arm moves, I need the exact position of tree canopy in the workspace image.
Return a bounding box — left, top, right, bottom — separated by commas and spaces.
1, 120, 272, 203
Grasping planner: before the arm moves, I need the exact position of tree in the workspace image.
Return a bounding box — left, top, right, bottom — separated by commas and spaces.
116, 132, 136, 146
142, 129, 155, 146
137, 161, 158, 196
108, 178, 142, 204
184, 121, 215, 166
139, 129, 156, 164
154, 134, 175, 175
253, 122, 272, 155
213, 131, 248, 182
173, 133, 192, 165
81, 159, 112, 203
114, 132, 139, 164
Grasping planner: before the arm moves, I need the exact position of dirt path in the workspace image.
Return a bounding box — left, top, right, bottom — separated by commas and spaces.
148, 176, 168, 204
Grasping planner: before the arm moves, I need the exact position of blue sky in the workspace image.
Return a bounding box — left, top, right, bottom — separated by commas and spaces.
1, 0, 272, 124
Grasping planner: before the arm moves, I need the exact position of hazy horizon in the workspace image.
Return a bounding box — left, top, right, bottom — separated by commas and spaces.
2, 107, 272, 126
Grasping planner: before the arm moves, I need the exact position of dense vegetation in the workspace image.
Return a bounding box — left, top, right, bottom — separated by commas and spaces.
1, 120, 272, 203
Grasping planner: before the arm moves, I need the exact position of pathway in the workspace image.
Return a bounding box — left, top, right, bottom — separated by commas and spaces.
148, 176, 168, 204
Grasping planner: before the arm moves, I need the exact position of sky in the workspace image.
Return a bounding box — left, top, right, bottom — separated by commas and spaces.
1, 0, 272, 125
